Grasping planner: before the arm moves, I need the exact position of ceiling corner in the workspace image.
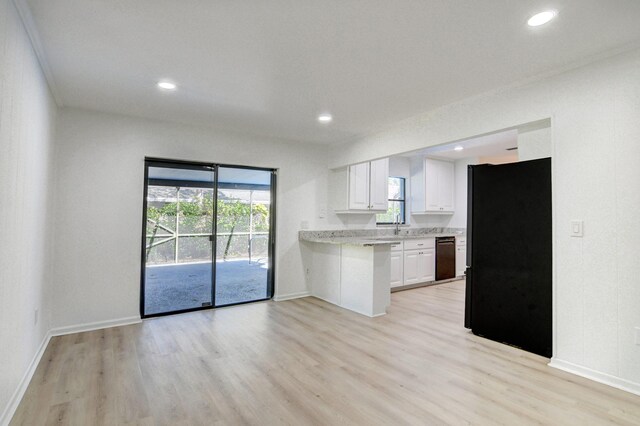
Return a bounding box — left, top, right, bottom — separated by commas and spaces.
11, 0, 64, 107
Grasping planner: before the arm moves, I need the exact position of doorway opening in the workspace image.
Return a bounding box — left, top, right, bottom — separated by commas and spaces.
141, 158, 276, 318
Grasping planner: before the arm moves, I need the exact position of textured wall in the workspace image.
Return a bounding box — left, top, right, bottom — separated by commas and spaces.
0, 0, 57, 421
52, 108, 330, 328
328, 48, 640, 391
518, 127, 552, 161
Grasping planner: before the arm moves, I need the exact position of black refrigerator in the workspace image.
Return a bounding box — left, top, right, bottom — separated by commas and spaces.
464, 158, 552, 358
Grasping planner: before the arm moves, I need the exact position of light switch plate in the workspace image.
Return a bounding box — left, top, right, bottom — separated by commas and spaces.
570, 220, 584, 237
635, 327, 640, 345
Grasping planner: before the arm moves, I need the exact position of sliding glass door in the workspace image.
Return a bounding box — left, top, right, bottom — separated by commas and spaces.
142, 162, 215, 316
215, 167, 274, 306
141, 159, 275, 317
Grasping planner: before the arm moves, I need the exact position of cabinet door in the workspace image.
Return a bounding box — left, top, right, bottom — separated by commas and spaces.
369, 158, 389, 211
438, 160, 455, 211
403, 250, 420, 285
456, 246, 466, 276
348, 162, 370, 210
390, 251, 403, 287
424, 159, 440, 211
418, 248, 436, 282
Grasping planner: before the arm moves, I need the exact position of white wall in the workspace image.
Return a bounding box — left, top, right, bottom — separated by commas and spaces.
518, 127, 552, 161
328, 48, 640, 393
0, 0, 57, 422
51, 108, 330, 328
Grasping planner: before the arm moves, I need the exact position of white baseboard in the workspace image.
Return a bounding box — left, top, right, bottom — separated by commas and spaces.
50, 316, 141, 337
0, 331, 52, 426
273, 291, 311, 302
308, 293, 338, 305
549, 358, 640, 397
308, 294, 386, 318
1, 316, 142, 425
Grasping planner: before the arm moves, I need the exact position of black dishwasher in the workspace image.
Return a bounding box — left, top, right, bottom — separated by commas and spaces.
436, 237, 456, 281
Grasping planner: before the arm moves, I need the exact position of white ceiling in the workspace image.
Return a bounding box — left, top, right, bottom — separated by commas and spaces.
26, 0, 640, 144
414, 129, 519, 160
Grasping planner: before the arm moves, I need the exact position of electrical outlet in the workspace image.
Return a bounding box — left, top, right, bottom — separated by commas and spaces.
34, 308, 39, 325
635, 327, 640, 345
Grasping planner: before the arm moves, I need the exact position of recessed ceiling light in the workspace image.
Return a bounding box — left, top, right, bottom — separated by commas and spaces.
317, 113, 333, 123
157, 81, 177, 90
454, 146, 464, 151
527, 10, 557, 27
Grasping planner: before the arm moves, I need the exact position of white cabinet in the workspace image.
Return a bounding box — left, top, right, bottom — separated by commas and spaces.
393, 238, 436, 287
331, 158, 389, 213
403, 250, 420, 285
435, 160, 455, 212
348, 162, 370, 210
403, 247, 435, 285
456, 237, 466, 277
390, 251, 403, 288
369, 159, 390, 210
390, 242, 403, 288
411, 157, 455, 214
420, 249, 436, 282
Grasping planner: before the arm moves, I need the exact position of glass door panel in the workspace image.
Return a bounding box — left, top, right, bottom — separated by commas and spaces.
143, 164, 215, 316
215, 167, 273, 306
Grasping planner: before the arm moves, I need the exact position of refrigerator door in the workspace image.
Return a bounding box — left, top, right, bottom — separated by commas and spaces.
465, 158, 552, 358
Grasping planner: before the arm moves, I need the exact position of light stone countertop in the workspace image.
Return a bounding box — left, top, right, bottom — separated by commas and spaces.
299, 228, 466, 247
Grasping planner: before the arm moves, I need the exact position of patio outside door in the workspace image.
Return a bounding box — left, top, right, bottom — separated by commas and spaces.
141, 159, 276, 318
142, 161, 216, 316
214, 166, 274, 307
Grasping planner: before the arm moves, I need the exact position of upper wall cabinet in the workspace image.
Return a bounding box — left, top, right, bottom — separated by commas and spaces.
410, 157, 454, 214
331, 158, 389, 213
368, 158, 390, 210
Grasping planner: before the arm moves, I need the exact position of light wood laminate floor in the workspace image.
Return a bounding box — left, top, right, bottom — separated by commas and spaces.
11, 280, 640, 425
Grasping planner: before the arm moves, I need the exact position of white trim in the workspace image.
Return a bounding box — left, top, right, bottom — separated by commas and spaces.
1, 316, 142, 424
550, 115, 558, 360
308, 295, 386, 318
273, 291, 311, 302
50, 316, 141, 337
307, 293, 335, 305
11, 0, 64, 106
0, 331, 52, 426
549, 358, 640, 397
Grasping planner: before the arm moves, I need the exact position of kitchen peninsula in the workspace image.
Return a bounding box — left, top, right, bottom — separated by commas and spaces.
299, 228, 465, 317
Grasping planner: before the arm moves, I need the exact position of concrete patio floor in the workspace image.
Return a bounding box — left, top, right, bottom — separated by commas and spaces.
144, 259, 268, 315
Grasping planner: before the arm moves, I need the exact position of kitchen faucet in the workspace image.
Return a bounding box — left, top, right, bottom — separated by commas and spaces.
394, 213, 400, 235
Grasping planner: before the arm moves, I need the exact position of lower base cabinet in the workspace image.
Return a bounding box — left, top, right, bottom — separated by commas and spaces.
388, 238, 440, 288
390, 251, 403, 288
403, 248, 435, 285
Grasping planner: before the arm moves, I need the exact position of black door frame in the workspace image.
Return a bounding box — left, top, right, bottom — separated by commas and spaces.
140, 157, 277, 319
